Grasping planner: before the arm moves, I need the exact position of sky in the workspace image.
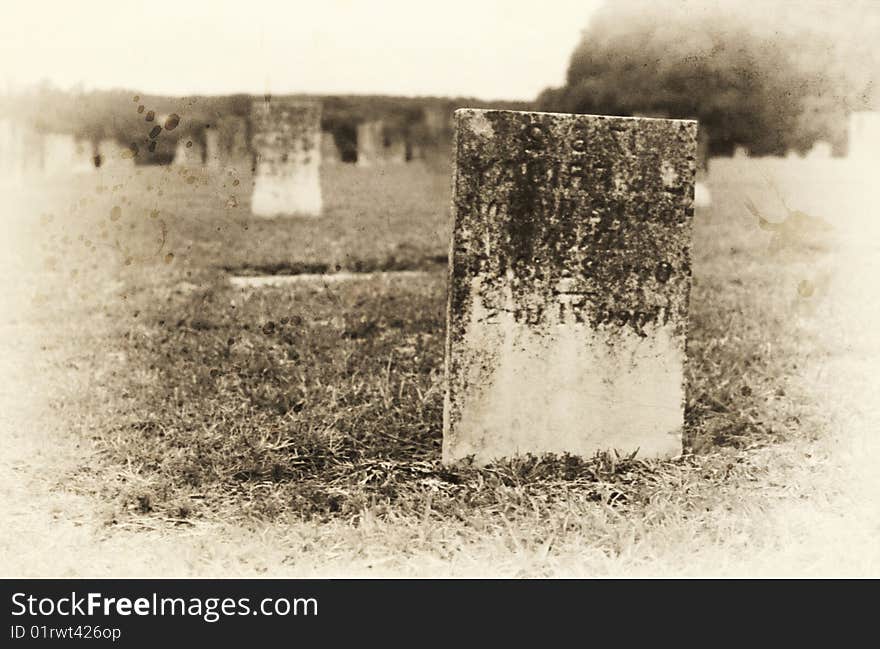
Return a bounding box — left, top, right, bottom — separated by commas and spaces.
0, 0, 603, 100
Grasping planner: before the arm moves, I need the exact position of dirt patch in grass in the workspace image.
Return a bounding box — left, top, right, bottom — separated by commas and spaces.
222, 254, 448, 277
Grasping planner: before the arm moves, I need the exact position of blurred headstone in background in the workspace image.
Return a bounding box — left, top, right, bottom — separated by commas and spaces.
42, 133, 77, 175
172, 137, 204, 166
204, 127, 221, 169
250, 99, 322, 217
848, 112, 880, 160
205, 115, 250, 172
806, 141, 833, 159
97, 139, 135, 170
356, 120, 383, 167
321, 131, 342, 165
72, 138, 96, 172
0, 118, 25, 183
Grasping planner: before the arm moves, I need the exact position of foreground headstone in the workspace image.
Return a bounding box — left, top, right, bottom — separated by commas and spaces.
443, 109, 697, 464
250, 99, 322, 217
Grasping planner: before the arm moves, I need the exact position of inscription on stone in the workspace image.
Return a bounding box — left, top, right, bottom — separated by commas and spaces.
443, 109, 697, 464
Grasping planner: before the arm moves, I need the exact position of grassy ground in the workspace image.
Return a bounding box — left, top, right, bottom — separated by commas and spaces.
3, 155, 872, 577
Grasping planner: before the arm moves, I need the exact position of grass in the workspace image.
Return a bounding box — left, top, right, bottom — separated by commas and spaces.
16, 155, 845, 574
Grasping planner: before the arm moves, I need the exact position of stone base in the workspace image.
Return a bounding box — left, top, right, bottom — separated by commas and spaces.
442, 306, 685, 465
251, 170, 322, 217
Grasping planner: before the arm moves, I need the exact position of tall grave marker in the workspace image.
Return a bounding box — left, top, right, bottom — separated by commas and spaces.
443, 109, 697, 464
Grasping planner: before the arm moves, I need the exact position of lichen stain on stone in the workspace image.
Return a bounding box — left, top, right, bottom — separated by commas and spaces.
462, 110, 495, 141
450, 108, 696, 339
660, 161, 679, 188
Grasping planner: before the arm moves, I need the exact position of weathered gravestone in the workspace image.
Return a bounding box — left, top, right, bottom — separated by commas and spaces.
250, 99, 322, 217
172, 137, 203, 166
385, 136, 407, 164
0, 119, 24, 182
357, 120, 408, 165
356, 120, 383, 167
407, 137, 424, 162
43, 133, 78, 175
206, 116, 250, 171
73, 139, 96, 172
217, 116, 250, 162
97, 139, 136, 169
204, 128, 221, 169
0, 121, 50, 179
848, 111, 880, 160
21, 127, 46, 175
806, 140, 832, 159
321, 131, 342, 165
423, 103, 453, 138
696, 127, 710, 173
443, 109, 697, 464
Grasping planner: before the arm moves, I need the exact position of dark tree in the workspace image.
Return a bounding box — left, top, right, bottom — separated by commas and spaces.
538, 0, 878, 156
